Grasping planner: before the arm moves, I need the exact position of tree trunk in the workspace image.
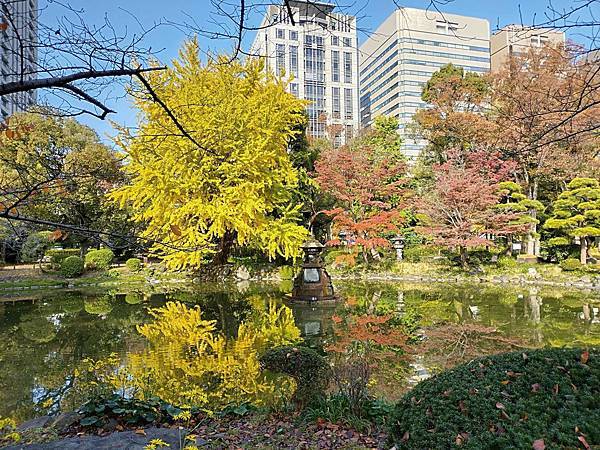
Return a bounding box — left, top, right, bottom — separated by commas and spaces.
580, 237, 588, 265
526, 179, 539, 256
459, 246, 468, 268
213, 230, 235, 266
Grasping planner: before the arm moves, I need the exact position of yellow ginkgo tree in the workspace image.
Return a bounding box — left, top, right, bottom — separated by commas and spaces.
111, 39, 309, 269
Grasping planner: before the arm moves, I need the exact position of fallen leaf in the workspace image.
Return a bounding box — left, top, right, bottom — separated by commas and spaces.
401, 431, 410, 442
500, 380, 510, 385
581, 351, 589, 364
135, 429, 146, 436
552, 384, 559, 395
532, 438, 545, 450
458, 400, 467, 413
531, 383, 541, 392
578, 436, 590, 449
495, 402, 505, 410
170, 224, 182, 236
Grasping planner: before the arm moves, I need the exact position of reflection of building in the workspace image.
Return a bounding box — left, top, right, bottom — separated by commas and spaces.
1, 0, 38, 119
250, 1, 359, 145
359, 8, 490, 160
490, 25, 565, 72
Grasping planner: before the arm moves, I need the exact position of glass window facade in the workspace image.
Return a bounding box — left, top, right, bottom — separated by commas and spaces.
331, 50, 340, 82
332, 87, 341, 119
344, 52, 353, 83
289, 46, 298, 77
276, 28, 285, 39
276, 44, 285, 75
344, 88, 353, 120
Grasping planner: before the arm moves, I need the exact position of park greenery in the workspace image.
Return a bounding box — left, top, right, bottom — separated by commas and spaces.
0, 36, 599, 449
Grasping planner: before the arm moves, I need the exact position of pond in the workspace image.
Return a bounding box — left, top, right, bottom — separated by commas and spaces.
0, 280, 598, 422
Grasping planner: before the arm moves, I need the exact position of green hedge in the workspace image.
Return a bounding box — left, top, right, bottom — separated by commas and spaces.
85, 248, 114, 270
390, 348, 600, 449
60, 256, 85, 278
45, 248, 80, 265
125, 257, 142, 272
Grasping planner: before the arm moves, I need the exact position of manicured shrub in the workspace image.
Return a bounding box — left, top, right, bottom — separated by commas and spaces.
85, 248, 114, 270
402, 245, 440, 263
390, 348, 600, 449
45, 248, 80, 265
497, 255, 519, 269
125, 257, 142, 272
60, 256, 85, 278
260, 345, 331, 407
560, 258, 582, 271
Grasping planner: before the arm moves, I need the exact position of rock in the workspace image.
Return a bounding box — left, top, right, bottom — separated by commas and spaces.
235, 266, 251, 280
17, 416, 52, 431
46, 412, 82, 432
5, 427, 207, 450
527, 267, 539, 278
580, 276, 592, 283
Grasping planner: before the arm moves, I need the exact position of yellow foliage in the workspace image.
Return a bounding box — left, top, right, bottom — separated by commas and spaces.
110, 38, 309, 269
93, 300, 302, 411
0, 417, 20, 445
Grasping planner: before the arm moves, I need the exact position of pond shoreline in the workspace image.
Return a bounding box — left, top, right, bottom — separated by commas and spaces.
329, 272, 600, 291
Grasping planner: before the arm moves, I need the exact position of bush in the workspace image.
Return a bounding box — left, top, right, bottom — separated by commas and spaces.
60, 256, 85, 278
260, 345, 331, 408
85, 248, 114, 270
560, 258, 582, 271
45, 248, 80, 265
496, 255, 519, 269
390, 348, 600, 449
125, 257, 142, 272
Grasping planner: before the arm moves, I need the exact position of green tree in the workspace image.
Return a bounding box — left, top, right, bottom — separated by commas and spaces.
111, 39, 309, 269
0, 113, 128, 254
544, 178, 600, 264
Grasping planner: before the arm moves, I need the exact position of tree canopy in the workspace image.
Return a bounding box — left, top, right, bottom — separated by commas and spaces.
111, 39, 309, 269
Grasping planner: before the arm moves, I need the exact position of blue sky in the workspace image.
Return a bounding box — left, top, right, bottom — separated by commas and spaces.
41, 0, 589, 143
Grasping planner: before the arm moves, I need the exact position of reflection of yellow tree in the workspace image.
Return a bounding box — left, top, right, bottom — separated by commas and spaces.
118, 301, 301, 411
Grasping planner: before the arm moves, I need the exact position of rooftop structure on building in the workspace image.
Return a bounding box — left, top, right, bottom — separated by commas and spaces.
359, 8, 490, 160
250, 1, 359, 145
1, 0, 38, 119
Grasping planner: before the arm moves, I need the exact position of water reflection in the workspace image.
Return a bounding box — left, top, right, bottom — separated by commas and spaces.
0, 281, 598, 421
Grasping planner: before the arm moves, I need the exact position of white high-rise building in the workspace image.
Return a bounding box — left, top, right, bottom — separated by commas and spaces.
491, 25, 566, 72
251, 1, 359, 145
359, 8, 490, 160
1, 0, 37, 119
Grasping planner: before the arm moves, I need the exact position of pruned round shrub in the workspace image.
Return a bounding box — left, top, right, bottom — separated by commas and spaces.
45, 248, 81, 266
125, 257, 142, 272
85, 248, 114, 270
260, 345, 331, 407
60, 256, 85, 278
560, 258, 582, 271
390, 348, 600, 449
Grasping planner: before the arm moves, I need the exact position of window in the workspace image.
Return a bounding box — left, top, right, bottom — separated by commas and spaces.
304, 34, 313, 45
331, 36, 339, 46
344, 88, 353, 120
343, 37, 352, 47
332, 87, 341, 119
276, 28, 285, 39
331, 50, 340, 82
344, 52, 352, 83
290, 83, 299, 97
276, 44, 285, 75
303, 268, 320, 283
435, 20, 458, 34
289, 30, 298, 40
315, 36, 324, 47
289, 46, 298, 77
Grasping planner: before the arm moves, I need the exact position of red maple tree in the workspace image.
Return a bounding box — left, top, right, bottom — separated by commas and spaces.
417, 150, 526, 266
314, 141, 407, 264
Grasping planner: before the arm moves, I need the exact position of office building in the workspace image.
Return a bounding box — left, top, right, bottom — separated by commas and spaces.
250, 1, 359, 145
491, 25, 565, 72
0, 0, 37, 119
359, 8, 490, 159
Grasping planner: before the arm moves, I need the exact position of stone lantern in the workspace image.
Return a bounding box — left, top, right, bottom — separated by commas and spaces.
390, 235, 405, 261
290, 238, 337, 302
